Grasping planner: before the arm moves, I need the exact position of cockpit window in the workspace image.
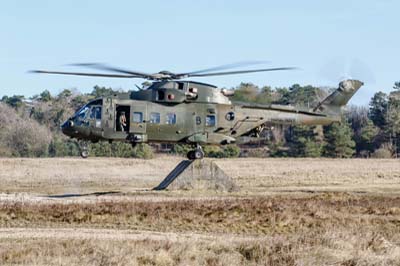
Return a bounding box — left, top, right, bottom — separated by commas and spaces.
90, 106, 102, 120
74, 99, 102, 121
77, 106, 89, 120
90, 108, 96, 119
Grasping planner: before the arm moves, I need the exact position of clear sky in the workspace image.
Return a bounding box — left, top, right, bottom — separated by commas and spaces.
1, 0, 398, 105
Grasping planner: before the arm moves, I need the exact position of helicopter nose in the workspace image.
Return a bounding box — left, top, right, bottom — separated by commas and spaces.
61, 119, 74, 136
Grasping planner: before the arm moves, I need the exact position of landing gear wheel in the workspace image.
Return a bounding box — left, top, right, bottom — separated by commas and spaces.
186, 145, 204, 160
78, 140, 89, 159
80, 150, 89, 158
187, 151, 195, 160
194, 149, 204, 160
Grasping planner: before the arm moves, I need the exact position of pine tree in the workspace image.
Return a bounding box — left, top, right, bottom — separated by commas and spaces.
288, 125, 323, 157
39, 90, 52, 102
387, 91, 400, 156
288, 84, 320, 108
369, 92, 388, 129
393, 82, 400, 91
359, 119, 379, 154
323, 119, 355, 158
231, 83, 259, 102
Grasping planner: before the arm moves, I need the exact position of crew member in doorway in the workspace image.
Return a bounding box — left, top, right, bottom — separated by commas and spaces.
119, 111, 127, 132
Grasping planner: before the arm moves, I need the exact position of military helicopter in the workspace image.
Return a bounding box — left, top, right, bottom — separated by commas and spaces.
32, 62, 363, 159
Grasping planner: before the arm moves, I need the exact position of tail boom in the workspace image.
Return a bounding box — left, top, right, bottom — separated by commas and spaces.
313, 79, 364, 116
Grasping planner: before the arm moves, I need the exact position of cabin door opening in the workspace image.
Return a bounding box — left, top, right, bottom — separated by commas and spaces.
116, 105, 130, 132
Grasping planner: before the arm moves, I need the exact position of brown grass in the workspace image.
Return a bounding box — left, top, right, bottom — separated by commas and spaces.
0, 238, 304, 266
1, 194, 400, 265
0, 157, 399, 195
0, 157, 400, 265
1, 194, 400, 235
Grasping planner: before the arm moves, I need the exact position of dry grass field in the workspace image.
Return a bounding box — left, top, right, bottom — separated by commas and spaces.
0, 156, 399, 265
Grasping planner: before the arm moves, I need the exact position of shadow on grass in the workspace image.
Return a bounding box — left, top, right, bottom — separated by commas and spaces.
46, 191, 121, 198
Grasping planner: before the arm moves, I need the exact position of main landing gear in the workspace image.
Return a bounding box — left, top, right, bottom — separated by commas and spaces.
154, 144, 204, 190
187, 144, 204, 160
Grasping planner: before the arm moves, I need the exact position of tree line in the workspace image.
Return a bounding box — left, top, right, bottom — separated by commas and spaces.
0, 81, 399, 159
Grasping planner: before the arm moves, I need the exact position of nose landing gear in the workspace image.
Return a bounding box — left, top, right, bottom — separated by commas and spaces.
78, 140, 89, 158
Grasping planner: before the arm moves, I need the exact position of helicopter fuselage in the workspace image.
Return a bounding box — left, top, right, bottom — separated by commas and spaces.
61, 80, 342, 148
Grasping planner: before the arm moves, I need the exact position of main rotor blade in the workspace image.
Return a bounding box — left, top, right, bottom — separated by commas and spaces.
70, 63, 154, 79
179, 60, 271, 76
30, 70, 141, 78
186, 67, 297, 77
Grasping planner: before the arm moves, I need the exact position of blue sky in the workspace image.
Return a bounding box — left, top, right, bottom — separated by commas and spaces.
0, 0, 398, 105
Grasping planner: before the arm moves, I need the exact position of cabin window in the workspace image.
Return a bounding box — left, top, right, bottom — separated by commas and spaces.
178, 82, 185, 90
150, 112, 160, 124
206, 115, 216, 127
133, 112, 143, 123
166, 113, 176, 124
225, 112, 235, 121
